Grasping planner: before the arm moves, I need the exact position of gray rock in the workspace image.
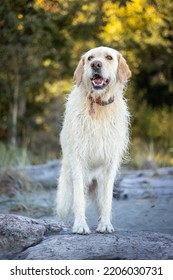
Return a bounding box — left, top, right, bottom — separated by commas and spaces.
0, 214, 62, 259
114, 167, 173, 199
0, 214, 173, 260
15, 230, 173, 260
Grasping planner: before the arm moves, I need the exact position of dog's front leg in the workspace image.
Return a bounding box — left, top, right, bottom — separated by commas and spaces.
72, 159, 90, 234
96, 164, 117, 233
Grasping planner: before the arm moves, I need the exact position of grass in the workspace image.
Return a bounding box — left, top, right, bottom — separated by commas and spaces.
0, 169, 35, 195
0, 168, 54, 218
0, 142, 32, 167
127, 139, 173, 170
0, 142, 56, 167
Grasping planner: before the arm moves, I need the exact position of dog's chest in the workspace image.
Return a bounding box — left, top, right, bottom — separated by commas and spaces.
62, 94, 129, 169
75, 116, 123, 167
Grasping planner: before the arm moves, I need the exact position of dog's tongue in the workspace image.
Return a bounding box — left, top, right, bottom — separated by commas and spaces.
92, 77, 105, 87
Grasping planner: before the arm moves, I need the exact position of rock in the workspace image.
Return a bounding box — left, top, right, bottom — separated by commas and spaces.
0, 214, 62, 259
114, 166, 173, 199
15, 230, 173, 260
39, 218, 63, 235
0, 214, 173, 260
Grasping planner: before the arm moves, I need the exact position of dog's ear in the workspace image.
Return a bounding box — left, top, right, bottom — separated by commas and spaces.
73, 57, 85, 86
117, 54, 131, 84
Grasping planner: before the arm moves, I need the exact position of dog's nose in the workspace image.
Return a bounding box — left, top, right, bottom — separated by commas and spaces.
91, 60, 102, 70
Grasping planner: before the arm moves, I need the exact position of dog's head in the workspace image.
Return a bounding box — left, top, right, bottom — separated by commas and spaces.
73, 46, 131, 94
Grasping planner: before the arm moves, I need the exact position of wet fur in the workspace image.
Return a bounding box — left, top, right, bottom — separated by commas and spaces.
57, 46, 131, 234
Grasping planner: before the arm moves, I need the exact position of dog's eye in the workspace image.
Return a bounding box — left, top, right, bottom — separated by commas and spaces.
88, 55, 94, 61
106, 55, 113, 60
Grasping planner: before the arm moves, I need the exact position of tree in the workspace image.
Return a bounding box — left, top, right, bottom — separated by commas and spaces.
0, 0, 79, 145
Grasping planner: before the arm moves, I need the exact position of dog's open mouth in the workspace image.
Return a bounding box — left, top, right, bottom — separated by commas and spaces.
91, 74, 109, 90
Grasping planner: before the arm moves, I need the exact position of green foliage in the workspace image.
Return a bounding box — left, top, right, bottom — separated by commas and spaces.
0, 0, 79, 145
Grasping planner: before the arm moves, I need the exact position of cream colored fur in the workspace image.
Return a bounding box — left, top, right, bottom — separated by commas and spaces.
57, 46, 131, 234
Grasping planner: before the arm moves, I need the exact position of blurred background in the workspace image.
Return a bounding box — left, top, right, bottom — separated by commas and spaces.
0, 0, 173, 169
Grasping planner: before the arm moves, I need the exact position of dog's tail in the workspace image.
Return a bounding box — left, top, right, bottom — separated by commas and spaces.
56, 170, 73, 220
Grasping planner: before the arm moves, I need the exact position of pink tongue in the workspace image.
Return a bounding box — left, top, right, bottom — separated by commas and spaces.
93, 78, 104, 85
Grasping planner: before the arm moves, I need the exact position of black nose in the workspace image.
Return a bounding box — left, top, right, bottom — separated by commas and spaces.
91, 60, 102, 71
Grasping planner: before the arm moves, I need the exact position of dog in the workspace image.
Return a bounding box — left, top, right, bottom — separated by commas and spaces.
57, 46, 131, 234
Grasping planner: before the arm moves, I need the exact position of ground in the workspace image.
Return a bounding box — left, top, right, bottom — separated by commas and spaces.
0, 163, 173, 235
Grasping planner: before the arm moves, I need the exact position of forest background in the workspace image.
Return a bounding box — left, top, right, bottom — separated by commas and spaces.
0, 0, 173, 169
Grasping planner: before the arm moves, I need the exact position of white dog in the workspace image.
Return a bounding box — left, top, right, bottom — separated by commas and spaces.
57, 46, 131, 234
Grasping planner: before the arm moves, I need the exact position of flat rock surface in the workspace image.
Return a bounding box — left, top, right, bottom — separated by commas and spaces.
0, 214, 173, 260
15, 229, 173, 260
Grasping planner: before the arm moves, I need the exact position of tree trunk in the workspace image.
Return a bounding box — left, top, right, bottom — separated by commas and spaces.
11, 79, 19, 146
11, 55, 20, 147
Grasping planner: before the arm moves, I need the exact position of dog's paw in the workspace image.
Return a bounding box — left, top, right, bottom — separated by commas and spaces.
72, 223, 91, 235
96, 221, 114, 233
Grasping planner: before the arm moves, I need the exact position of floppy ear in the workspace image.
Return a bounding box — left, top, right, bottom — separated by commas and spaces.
117, 54, 131, 84
73, 57, 84, 86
